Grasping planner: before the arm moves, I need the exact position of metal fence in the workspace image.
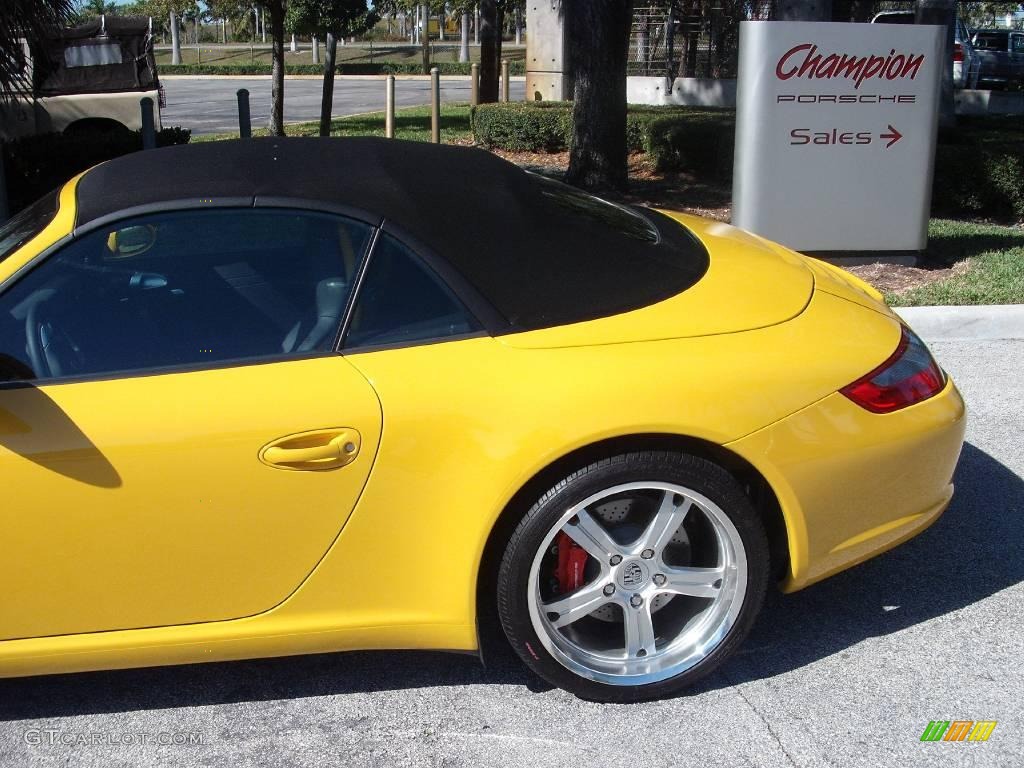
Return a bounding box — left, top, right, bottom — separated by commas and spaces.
628, 1, 776, 80
628, 1, 1006, 80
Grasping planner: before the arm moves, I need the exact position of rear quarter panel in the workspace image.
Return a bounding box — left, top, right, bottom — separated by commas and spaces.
284, 290, 902, 634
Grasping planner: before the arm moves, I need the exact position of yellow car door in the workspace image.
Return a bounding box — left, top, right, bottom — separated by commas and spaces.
0, 207, 382, 640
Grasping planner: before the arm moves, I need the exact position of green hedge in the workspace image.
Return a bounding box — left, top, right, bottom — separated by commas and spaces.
472, 101, 648, 152
472, 102, 735, 179
3, 127, 191, 214
470, 101, 574, 151
641, 111, 735, 180
159, 61, 525, 77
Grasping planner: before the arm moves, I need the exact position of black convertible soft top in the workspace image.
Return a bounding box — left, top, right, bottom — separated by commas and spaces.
74, 138, 708, 332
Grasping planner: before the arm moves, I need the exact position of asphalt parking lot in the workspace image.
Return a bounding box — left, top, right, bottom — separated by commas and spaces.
160, 77, 527, 135
1, 338, 1021, 768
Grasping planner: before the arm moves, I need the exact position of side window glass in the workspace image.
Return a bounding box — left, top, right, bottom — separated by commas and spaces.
344, 233, 481, 350
0, 209, 373, 383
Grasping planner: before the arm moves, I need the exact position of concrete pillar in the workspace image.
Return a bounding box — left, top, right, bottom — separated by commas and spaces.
460, 13, 470, 62
526, 0, 567, 100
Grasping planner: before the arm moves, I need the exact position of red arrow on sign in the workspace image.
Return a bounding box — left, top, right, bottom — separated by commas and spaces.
880, 124, 903, 148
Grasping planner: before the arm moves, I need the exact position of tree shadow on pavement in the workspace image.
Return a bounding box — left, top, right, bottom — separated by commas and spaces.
922, 229, 1024, 268
0, 442, 1018, 717
714, 441, 1024, 688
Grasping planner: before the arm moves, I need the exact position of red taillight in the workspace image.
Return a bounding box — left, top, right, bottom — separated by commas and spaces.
841, 327, 946, 413
953, 43, 964, 63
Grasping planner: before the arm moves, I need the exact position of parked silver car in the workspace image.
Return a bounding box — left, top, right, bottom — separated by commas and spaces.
971, 29, 1024, 89
871, 10, 980, 89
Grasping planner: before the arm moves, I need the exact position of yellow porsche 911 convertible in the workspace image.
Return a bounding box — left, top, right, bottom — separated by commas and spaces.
0, 138, 964, 702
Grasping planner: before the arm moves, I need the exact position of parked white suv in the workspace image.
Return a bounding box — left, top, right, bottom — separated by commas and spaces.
871, 10, 980, 89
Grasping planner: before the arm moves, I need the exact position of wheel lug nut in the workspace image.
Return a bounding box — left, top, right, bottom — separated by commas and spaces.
603, 584, 615, 596
641, 548, 655, 560
610, 555, 622, 566
653, 574, 666, 586
630, 594, 643, 608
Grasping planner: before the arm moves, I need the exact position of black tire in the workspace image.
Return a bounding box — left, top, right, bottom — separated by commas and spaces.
62, 119, 131, 138
496, 450, 770, 703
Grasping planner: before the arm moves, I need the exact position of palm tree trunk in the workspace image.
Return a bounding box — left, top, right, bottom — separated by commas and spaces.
269, 1, 285, 135
170, 11, 181, 65
320, 33, 338, 137
460, 13, 470, 62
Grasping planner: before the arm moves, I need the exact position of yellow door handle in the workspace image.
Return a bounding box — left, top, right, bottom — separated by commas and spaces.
260, 429, 360, 471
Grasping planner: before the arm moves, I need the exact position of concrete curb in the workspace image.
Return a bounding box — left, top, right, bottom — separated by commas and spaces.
894, 305, 1024, 342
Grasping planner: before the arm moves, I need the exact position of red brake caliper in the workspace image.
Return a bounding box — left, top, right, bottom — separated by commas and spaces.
555, 532, 588, 594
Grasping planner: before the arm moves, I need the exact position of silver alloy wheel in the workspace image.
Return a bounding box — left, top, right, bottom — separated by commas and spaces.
526, 481, 747, 686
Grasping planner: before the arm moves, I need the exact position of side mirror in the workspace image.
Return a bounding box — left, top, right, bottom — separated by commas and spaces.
106, 225, 157, 259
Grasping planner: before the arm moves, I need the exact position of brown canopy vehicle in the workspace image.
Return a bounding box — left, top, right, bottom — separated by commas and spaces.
0, 15, 162, 140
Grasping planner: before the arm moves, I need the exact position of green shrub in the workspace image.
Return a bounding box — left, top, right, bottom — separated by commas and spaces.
932, 143, 1024, 221
472, 101, 573, 151
642, 110, 735, 179
3, 127, 191, 214
158, 61, 524, 77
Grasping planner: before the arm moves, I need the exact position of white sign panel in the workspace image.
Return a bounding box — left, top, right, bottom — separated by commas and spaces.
732, 21, 943, 252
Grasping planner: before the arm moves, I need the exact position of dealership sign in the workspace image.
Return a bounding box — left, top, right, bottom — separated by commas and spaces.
733, 22, 943, 252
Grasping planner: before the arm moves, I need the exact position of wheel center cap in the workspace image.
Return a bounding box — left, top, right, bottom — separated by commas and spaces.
618, 560, 649, 590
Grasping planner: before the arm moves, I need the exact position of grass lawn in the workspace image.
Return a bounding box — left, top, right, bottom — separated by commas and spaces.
887, 220, 1024, 307
154, 44, 525, 68
192, 103, 473, 144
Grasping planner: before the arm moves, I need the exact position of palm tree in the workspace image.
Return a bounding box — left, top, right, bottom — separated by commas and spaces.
78, 0, 122, 17
1, 0, 76, 98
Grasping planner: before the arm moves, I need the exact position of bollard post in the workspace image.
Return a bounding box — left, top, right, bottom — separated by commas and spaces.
430, 67, 440, 144
470, 62, 479, 106
237, 88, 251, 138
385, 75, 396, 138
140, 97, 156, 149
501, 58, 509, 103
